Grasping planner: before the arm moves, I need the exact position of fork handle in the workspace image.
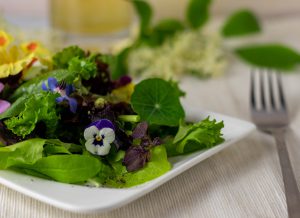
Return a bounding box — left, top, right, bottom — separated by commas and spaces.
273, 130, 300, 218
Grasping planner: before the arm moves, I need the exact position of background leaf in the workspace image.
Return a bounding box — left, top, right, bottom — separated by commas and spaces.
149, 19, 185, 45
235, 44, 300, 70
131, 0, 152, 37
186, 0, 212, 29
222, 10, 261, 37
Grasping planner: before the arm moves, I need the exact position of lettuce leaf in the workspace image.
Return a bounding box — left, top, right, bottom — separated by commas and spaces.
0, 138, 46, 169
52, 46, 85, 69
166, 117, 224, 156
26, 155, 102, 183
4, 92, 60, 138
106, 146, 171, 188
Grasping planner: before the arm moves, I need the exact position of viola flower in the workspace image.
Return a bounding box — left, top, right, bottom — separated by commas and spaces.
42, 77, 77, 113
84, 119, 115, 156
0, 82, 10, 114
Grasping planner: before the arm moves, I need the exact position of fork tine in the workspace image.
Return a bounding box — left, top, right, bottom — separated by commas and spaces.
250, 69, 256, 110
268, 71, 276, 110
276, 73, 287, 109
259, 69, 266, 110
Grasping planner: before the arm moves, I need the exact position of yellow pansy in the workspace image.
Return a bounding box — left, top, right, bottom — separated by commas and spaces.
0, 30, 13, 49
21, 41, 52, 69
0, 46, 34, 79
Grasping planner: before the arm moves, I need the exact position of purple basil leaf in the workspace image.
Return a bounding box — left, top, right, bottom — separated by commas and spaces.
123, 146, 150, 172
114, 127, 132, 150
152, 137, 162, 146
114, 75, 132, 89
132, 122, 148, 139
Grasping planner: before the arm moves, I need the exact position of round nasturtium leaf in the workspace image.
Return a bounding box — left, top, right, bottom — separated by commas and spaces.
131, 78, 184, 126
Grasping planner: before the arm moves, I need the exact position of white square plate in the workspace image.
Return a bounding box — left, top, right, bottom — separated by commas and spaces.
0, 107, 255, 213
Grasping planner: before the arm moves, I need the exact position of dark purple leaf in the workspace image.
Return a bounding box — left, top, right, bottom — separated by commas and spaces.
114, 127, 132, 150
114, 76, 132, 89
132, 122, 148, 139
152, 137, 162, 146
123, 146, 150, 172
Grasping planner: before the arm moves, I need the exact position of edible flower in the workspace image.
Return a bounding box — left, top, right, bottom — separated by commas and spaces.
42, 77, 77, 113
84, 119, 115, 156
0, 45, 34, 79
21, 41, 51, 62
0, 82, 10, 114
0, 31, 12, 49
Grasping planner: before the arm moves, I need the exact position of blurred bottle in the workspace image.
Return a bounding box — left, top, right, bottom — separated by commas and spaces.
50, 0, 133, 51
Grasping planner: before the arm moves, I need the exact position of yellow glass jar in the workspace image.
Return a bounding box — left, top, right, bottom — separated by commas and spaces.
50, 0, 132, 35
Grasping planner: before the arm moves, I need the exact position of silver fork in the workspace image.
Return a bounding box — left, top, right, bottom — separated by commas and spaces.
250, 69, 300, 218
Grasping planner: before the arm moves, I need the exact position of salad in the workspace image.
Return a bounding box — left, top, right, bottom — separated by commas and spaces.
0, 32, 224, 188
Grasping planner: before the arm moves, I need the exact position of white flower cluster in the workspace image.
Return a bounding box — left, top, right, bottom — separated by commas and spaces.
127, 31, 227, 80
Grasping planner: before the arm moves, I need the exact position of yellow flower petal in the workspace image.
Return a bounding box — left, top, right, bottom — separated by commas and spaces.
110, 83, 135, 103
0, 46, 34, 79
0, 30, 13, 49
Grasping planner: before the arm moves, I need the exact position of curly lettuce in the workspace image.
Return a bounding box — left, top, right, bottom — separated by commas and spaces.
4, 92, 60, 138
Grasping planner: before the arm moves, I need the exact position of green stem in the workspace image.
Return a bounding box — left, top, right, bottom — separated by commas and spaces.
118, 115, 140, 123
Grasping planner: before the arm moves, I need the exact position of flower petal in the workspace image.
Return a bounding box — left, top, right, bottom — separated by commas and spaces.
48, 77, 58, 91
96, 142, 111, 156
89, 119, 115, 130
67, 97, 77, 113
55, 96, 65, 103
0, 82, 4, 93
41, 82, 48, 91
0, 100, 11, 114
65, 84, 74, 96
85, 138, 97, 155
84, 126, 99, 140
100, 128, 115, 143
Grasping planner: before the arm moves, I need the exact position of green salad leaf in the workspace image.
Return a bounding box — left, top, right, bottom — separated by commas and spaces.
222, 10, 261, 37
0, 95, 28, 119
5, 92, 60, 138
166, 117, 224, 156
186, 0, 212, 29
235, 44, 300, 70
131, 0, 152, 38
52, 46, 85, 69
10, 69, 72, 101
68, 57, 97, 80
0, 138, 46, 169
131, 78, 185, 126
27, 155, 102, 183
106, 146, 171, 188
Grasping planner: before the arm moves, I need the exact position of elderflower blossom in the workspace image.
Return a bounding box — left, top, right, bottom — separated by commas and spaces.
127, 31, 227, 80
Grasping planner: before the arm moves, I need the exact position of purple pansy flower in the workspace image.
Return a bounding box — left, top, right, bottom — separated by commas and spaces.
84, 119, 115, 156
0, 82, 10, 114
42, 77, 77, 113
